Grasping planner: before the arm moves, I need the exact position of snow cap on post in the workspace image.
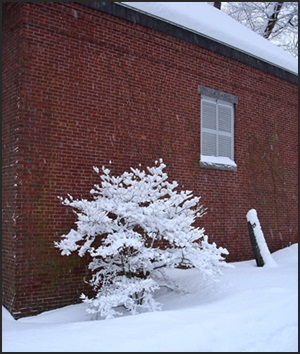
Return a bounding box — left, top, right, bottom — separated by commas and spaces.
246, 209, 278, 267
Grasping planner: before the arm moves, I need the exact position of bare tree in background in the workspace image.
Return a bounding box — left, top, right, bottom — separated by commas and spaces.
207, 2, 298, 57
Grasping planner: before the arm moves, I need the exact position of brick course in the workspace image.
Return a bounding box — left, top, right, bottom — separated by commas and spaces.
2, 2, 298, 318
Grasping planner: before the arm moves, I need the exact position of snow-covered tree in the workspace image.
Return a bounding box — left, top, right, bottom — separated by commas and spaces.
208, 2, 298, 57
55, 159, 230, 319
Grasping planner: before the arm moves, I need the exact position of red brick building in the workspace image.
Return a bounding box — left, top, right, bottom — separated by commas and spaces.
2, 2, 298, 319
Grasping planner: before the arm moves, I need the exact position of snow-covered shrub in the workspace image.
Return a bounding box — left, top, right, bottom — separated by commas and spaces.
55, 159, 230, 319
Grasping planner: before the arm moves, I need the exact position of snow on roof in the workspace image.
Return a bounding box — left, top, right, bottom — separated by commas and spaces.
119, 2, 298, 75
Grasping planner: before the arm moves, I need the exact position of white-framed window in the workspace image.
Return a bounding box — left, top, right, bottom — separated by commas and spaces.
199, 86, 238, 171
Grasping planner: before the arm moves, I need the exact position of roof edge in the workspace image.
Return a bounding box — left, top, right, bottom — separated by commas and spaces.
76, 1, 298, 85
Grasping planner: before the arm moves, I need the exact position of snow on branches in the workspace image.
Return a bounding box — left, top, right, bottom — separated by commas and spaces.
55, 159, 230, 319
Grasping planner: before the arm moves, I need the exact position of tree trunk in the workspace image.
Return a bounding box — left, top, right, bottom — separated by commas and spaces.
213, 2, 221, 10
263, 2, 284, 39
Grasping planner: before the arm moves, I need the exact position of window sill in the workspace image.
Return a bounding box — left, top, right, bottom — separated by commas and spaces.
200, 155, 237, 171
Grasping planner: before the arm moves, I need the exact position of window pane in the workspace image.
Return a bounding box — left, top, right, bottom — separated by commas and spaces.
218, 104, 232, 133
202, 101, 217, 130
202, 132, 216, 156
218, 135, 232, 158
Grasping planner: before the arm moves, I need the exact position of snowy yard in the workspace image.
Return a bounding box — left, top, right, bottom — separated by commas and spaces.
2, 243, 298, 352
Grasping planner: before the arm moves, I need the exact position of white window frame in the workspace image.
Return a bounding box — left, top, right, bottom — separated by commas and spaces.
199, 86, 238, 171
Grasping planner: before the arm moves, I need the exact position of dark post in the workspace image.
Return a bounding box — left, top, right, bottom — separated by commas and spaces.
247, 221, 265, 267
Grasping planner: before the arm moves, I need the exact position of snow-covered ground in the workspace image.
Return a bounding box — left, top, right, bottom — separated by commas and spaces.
2, 243, 298, 352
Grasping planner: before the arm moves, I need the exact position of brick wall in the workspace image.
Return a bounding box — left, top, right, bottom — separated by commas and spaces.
2, 2, 298, 318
